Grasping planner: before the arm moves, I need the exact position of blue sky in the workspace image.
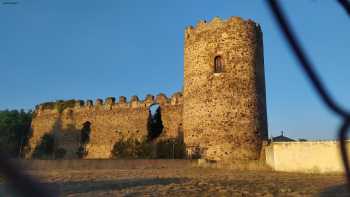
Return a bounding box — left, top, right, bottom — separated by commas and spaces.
0, 0, 349, 140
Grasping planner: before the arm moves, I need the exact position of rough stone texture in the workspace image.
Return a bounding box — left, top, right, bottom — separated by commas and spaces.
28, 16, 268, 162
183, 17, 268, 161
157, 93, 184, 140
28, 94, 183, 159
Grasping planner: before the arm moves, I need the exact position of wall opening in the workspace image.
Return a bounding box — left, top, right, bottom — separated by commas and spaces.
148, 104, 164, 140
214, 55, 224, 73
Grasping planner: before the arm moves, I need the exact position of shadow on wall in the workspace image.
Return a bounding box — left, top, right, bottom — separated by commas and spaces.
110, 105, 186, 159
156, 123, 185, 159
30, 102, 185, 159
77, 121, 91, 158
109, 136, 186, 159
31, 114, 89, 159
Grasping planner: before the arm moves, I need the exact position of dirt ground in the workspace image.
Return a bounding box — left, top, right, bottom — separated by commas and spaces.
0, 167, 348, 196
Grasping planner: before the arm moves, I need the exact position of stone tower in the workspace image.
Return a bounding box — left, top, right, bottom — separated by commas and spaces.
183, 17, 268, 161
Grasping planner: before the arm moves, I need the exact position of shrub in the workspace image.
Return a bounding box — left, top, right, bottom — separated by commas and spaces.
156, 139, 186, 159
32, 133, 54, 159
54, 148, 66, 159
76, 146, 88, 158
111, 137, 154, 159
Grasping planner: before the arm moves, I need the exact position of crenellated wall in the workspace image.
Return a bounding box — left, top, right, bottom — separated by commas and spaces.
28, 16, 268, 162
156, 92, 183, 140
28, 92, 183, 159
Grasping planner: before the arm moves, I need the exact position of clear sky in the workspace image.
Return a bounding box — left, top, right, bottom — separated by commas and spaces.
1, 0, 349, 140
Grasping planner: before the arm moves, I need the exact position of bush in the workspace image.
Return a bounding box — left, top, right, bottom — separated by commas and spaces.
54, 148, 66, 159
111, 137, 154, 159
156, 139, 186, 159
32, 133, 54, 159
76, 146, 88, 158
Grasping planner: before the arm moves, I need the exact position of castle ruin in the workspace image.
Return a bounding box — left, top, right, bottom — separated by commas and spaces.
28, 16, 268, 161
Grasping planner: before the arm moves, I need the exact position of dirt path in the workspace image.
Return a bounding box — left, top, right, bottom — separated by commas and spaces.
0, 168, 348, 196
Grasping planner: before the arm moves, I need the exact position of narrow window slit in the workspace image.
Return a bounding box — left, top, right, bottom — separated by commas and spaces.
214, 56, 223, 73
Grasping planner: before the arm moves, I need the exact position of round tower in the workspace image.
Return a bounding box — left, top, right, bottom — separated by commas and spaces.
183, 17, 268, 161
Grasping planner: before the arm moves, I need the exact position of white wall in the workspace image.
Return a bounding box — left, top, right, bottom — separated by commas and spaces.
265, 141, 350, 173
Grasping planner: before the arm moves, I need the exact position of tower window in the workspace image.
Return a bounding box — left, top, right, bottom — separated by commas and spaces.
214, 56, 223, 73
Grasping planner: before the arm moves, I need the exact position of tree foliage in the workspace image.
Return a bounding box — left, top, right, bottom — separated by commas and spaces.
148, 106, 164, 140
0, 109, 32, 157
77, 121, 91, 158
111, 137, 154, 159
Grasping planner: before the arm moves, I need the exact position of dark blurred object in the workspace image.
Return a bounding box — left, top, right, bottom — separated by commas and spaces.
0, 153, 57, 197
338, 0, 350, 15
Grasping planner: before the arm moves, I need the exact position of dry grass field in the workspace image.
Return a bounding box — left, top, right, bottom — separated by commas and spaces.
1, 166, 348, 197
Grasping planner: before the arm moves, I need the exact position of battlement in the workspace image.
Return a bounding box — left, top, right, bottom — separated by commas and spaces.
35, 92, 183, 113
29, 16, 267, 161
185, 16, 261, 41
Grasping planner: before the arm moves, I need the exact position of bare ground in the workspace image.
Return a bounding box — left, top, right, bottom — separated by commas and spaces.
1, 167, 348, 196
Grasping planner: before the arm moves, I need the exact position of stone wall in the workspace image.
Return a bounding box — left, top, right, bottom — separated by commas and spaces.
183, 17, 268, 161
265, 141, 350, 173
157, 92, 183, 140
28, 16, 269, 162
28, 93, 183, 159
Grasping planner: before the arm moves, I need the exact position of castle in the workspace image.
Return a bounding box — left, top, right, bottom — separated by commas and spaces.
28, 16, 268, 161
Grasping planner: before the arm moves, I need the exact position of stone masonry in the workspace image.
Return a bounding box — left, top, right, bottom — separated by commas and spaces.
183, 16, 268, 161
28, 16, 268, 161
28, 93, 183, 158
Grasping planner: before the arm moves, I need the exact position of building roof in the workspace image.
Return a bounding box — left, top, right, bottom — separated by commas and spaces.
272, 131, 295, 142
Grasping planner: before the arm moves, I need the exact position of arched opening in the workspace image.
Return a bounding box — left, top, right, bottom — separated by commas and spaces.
214, 55, 224, 73
148, 104, 164, 140
149, 104, 159, 118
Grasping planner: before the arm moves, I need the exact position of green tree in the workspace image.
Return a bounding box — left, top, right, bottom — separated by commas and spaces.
0, 109, 32, 157
148, 106, 164, 140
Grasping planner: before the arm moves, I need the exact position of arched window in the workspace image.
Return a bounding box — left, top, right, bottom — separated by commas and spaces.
214, 56, 223, 73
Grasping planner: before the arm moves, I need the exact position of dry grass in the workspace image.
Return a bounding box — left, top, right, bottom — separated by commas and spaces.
198, 159, 273, 171
0, 167, 345, 196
